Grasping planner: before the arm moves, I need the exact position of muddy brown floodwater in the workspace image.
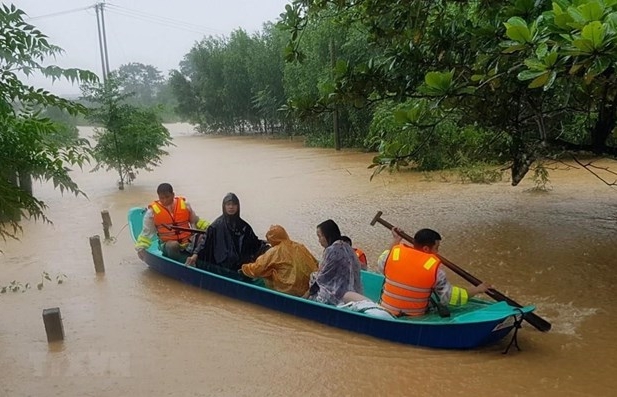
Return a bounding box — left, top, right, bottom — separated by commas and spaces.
1, 124, 616, 397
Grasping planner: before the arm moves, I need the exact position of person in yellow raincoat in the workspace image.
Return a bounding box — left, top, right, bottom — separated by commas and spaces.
241, 225, 318, 296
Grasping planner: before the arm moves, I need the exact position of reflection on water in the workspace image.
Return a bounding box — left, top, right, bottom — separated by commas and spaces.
1, 124, 616, 396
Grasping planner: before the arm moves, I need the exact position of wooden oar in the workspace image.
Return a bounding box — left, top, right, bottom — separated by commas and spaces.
162, 224, 208, 234
370, 211, 552, 332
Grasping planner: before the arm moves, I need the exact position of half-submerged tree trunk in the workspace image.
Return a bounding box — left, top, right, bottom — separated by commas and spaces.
510, 133, 535, 186
591, 94, 617, 154
18, 172, 33, 195
1, 172, 22, 222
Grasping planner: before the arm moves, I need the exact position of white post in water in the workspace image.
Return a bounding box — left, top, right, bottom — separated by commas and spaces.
89, 235, 105, 273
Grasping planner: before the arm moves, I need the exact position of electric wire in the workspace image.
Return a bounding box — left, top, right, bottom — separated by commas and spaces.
105, 3, 224, 33
26, 6, 94, 21
105, 3, 223, 35
104, 8, 212, 35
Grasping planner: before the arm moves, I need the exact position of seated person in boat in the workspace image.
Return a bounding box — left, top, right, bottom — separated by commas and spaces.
378, 228, 491, 317
340, 235, 368, 270
240, 225, 318, 296
306, 219, 365, 305
186, 193, 268, 275
135, 183, 209, 262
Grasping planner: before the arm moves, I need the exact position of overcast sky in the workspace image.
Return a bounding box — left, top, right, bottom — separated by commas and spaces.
12, 0, 290, 96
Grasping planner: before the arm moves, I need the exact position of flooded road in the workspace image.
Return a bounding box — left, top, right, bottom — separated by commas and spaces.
1, 124, 616, 396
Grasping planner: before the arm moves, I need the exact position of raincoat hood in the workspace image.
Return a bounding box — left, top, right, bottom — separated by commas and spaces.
222, 192, 240, 217
266, 225, 289, 246
241, 224, 318, 297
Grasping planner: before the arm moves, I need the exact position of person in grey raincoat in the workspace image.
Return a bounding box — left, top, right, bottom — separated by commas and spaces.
306, 219, 363, 305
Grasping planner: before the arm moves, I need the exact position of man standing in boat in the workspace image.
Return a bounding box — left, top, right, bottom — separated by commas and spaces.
379, 228, 491, 317
135, 183, 209, 262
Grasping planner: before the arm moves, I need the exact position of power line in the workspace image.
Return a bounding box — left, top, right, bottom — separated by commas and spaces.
105, 8, 212, 35
106, 3, 224, 33
26, 6, 94, 21
105, 3, 224, 35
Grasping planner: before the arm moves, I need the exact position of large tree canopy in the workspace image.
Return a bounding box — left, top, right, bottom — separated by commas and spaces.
279, 0, 617, 184
0, 4, 97, 240
161, 0, 617, 185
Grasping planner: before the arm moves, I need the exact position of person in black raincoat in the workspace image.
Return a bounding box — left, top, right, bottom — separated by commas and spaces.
186, 193, 268, 277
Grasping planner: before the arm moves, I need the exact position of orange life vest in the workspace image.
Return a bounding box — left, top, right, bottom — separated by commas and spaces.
380, 244, 440, 317
354, 248, 367, 267
149, 197, 191, 243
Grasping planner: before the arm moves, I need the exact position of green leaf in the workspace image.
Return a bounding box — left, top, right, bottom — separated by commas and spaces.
502, 44, 527, 54
569, 63, 584, 74
505, 16, 528, 27
578, 1, 604, 22
528, 72, 550, 88
572, 38, 595, 53
456, 86, 476, 95
567, 7, 587, 24
504, 17, 532, 43
544, 71, 558, 91
606, 12, 617, 31
552, 2, 563, 15
518, 70, 547, 81
588, 56, 611, 76
554, 13, 575, 30
524, 59, 548, 71
424, 71, 454, 93
544, 51, 558, 67
581, 21, 605, 49
535, 43, 548, 58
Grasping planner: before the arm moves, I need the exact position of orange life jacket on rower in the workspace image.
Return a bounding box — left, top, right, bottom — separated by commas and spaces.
149, 197, 192, 243
379, 244, 440, 317
354, 248, 367, 269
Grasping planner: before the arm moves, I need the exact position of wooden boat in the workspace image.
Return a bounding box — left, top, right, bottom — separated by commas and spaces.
128, 207, 535, 349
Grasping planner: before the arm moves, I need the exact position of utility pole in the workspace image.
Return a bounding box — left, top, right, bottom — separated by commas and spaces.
330, 37, 341, 151
95, 3, 106, 82
99, 2, 111, 78
94, 2, 123, 190
95, 2, 111, 82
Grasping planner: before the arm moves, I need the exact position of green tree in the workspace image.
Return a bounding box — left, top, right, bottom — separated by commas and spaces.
171, 27, 289, 134
280, 0, 612, 184
115, 63, 180, 122
280, 1, 617, 184
116, 62, 164, 107
81, 77, 173, 190
280, 11, 376, 146
39, 106, 80, 146
503, 1, 617, 156
0, 4, 97, 240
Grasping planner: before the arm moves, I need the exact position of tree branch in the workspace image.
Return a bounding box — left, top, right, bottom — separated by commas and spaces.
570, 155, 617, 186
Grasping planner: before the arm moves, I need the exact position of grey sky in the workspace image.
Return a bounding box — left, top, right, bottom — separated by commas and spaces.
12, 0, 290, 96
